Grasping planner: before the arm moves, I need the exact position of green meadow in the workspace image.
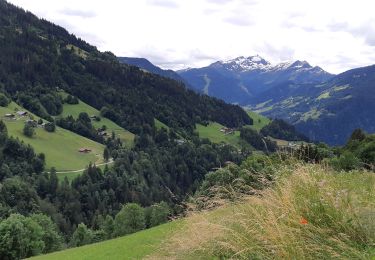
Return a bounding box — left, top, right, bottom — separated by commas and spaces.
58, 93, 135, 147
196, 122, 242, 147
246, 110, 270, 131
0, 102, 105, 171
195, 111, 270, 147
30, 220, 183, 260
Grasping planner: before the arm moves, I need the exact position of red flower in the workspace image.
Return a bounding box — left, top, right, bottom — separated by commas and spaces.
300, 217, 308, 225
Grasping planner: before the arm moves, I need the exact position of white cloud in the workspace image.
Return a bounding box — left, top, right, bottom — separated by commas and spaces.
146, 0, 180, 8
7, 0, 375, 73
59, 8, 97, 18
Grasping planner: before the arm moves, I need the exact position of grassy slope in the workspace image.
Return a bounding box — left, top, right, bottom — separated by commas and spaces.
58, 94, 134, 147
196, 122, 242, 148
195, 111, 270, 148
151, 164, 375, 259
30, 220, 183, 260
246, 110, 270, 131
154, 118, 169, 130
33, 164, 375, 259
0, 102, 105, 171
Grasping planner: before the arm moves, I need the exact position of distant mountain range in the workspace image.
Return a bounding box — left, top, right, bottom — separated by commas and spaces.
251, 64, 375, 145
119, 55, 375, 145
178, 55, 334, 104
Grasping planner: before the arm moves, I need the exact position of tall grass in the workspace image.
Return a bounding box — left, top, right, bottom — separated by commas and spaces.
152, 164, 375, 259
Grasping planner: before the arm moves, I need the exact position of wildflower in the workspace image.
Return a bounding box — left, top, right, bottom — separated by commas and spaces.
300, 217, 308, 225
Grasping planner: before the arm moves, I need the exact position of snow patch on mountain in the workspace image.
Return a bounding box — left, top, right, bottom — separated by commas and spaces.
212, 55, 325, 74
216, 55, 273, 72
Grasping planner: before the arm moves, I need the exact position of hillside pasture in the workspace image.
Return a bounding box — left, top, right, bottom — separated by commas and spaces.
196, 122, 242, 148
0, 102, 105, 171
30, 220, 183, 260
246, 110, 270, 131
58, 93, 135, 147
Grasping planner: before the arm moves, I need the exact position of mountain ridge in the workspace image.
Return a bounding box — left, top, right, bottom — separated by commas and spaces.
248, 64, 375, 144
118, 57, 191, 87
177, 55, 334, 102
115, 54, 375, 145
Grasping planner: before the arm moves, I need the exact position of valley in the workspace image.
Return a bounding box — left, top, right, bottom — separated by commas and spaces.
124, 55, 375, 145
0, 1, 374, 259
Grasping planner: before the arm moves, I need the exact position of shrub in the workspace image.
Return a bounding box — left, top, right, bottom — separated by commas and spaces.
114, 203, 145, 236
23, 124, 35, 137
0, 214, 44, 259
330, 151, 361, 171
145, 202, 170, 228
70, 223, 93, 247
64, 94, 79, 105
44, 122, 56, 132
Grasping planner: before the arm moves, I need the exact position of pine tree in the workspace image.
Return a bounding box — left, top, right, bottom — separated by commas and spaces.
103, 148, 110, 162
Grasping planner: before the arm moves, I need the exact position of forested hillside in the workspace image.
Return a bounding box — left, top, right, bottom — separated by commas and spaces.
0, 1, 251, 136
0, 1, 257, 258
2, 1, 372, 259
33, 130, 375, 260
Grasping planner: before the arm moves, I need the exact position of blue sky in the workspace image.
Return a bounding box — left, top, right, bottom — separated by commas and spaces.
8, 0, 375, 73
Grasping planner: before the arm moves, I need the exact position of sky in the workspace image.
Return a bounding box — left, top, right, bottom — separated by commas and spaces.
7, 0, 375, 74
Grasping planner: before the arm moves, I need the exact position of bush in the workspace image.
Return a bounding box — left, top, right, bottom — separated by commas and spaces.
145, 202, 170, 228
0, 214, 45, 259
64, 94, 79, 105
330, 151, 361, 171
114, 203, 145, 236
70, 223, 93, 247
23, 124, 35, 137
44, 122, 56, 132
30, 214, 62, 253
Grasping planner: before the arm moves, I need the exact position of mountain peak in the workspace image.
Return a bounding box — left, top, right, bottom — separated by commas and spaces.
213, 55, 272, 72
211, 56, 317, 73
290, 60, 311, 69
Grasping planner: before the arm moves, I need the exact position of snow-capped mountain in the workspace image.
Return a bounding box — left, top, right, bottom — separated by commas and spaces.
178, 56, 334, 104
213, 56, 327, 75
211, 55, 272, 72
118, 55, 374, 145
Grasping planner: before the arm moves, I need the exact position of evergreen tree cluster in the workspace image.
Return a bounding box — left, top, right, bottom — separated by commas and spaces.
260, 119, 308, 141
240, 127, 277, 152
0, 119, 244, 258
0, 1, 252, 137
56, 112, 104, 143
